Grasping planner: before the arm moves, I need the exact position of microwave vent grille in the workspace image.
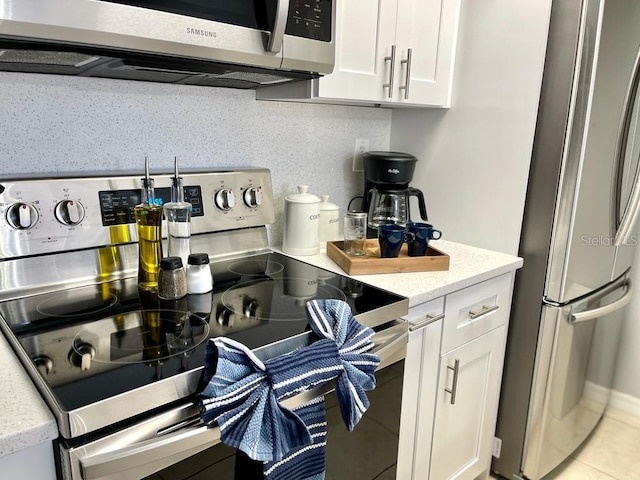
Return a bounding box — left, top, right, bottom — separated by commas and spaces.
0, 49, 101, 67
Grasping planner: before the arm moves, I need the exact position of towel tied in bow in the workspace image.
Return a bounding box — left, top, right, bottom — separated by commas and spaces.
198, 299, 380, 480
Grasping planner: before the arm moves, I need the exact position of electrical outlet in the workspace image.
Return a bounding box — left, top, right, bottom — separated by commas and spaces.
492, 436, 502, 458
352, 138, 369, 172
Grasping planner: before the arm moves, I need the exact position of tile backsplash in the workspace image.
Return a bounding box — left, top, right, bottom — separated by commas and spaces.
0, 73, 392, 244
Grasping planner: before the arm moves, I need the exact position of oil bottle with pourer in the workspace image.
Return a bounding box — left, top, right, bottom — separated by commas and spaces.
134, 157, 163, 292
163, 157, 192, 268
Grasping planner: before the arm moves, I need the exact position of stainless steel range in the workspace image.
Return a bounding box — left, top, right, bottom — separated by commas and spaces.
0, 169, 408, 480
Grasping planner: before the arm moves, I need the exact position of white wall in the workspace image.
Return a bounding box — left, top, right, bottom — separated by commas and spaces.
390, 0, 552, 256
0, 72, 392, 244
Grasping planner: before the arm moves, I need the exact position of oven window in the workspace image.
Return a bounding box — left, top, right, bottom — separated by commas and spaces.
102, 0, 276, 31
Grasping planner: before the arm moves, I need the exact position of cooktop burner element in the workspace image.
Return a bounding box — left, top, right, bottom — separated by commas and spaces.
220, 277, 347, 321
37, 292, 118, 318
227, 258, 284, 277
71, 309, 210, 366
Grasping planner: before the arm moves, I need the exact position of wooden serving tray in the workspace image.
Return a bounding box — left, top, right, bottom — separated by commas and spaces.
326, 239, 450, 275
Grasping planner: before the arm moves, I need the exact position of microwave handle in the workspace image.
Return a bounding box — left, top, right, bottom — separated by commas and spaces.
267, 0, 290, 53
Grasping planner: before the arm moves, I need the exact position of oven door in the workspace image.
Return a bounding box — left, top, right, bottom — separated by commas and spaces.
62, 320, 407, 480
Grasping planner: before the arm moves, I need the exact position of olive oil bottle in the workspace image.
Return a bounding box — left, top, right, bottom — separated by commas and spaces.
135, 157, 163, 292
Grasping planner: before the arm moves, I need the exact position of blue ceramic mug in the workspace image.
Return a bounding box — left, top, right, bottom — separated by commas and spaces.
378, 224, 415, 258
406, 222, 443, 257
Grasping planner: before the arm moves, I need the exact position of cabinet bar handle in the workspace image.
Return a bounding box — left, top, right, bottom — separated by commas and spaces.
409, 312, 445, 331
399, 48, 413, 99
383, 45, 397, 98
444, 358, 460, 405
468, 304, 499, 319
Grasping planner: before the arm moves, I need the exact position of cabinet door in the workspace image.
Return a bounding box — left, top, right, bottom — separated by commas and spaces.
397, 298, 445, 480
430, 326, 506, 480
394, 0, 460, 106
317, 0, 397, 102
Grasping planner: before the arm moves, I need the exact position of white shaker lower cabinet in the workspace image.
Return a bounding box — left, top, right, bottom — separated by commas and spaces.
430, 326, 506, 479
257, 0, 460, 107
397, 297, 445, 479
0, 442, 56, 480
398, 273, 514, 480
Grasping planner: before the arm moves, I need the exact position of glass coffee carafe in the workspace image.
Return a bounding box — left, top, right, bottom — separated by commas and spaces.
367, 187, 428, 229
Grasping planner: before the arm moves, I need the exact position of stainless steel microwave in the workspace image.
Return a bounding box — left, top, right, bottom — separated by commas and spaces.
0, 0, 335, 88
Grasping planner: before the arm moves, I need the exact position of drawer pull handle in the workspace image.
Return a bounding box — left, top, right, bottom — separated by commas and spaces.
444, 358, 460, 405
383, 45, 397, 98
468, 304, 499, 320
409, 312, 445, 331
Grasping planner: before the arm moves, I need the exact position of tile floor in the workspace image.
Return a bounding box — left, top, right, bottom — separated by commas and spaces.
492, 408, 640, 480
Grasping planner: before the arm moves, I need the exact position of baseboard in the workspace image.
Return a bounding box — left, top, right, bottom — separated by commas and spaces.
608, 389, 640, 418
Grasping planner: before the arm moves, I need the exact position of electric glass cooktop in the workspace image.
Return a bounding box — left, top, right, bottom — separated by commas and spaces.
0, 252, 405, 412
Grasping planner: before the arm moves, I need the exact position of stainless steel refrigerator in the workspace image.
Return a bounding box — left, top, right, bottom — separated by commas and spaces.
492, 0, 640, 479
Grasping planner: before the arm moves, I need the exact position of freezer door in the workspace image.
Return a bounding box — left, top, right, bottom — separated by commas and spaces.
547, 0, 640, 303
522, 275, 629, 480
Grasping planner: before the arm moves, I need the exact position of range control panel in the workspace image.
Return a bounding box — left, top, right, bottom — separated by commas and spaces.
0, 169, 274, 259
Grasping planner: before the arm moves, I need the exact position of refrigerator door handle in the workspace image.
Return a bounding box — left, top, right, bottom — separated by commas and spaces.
614, 169, 640, 246
613, 45, 640, 247
570, 281, 632, 324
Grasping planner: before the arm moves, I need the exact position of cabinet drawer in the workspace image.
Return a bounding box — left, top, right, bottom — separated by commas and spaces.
402, 297, 445, 329
442, 274, 512, 353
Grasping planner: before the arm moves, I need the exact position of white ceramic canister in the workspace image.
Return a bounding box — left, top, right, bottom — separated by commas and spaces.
318, 195, 340, 245
282, 185, 321, 255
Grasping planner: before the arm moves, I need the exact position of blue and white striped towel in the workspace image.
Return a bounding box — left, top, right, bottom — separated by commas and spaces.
198, 299, 380, 480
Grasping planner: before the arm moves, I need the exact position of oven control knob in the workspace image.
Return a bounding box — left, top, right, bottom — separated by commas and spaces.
243, 298, 259, 318
214, 189, 235, 211
68, 342, 96, 371
54, 200, 85, 226
6, 202, 39, 230
216, 306, 234, 328
33, 355, 54, 376
243, 187, 263, 208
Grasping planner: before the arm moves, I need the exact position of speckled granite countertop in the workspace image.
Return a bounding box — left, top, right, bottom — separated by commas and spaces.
0, 239, 521, 458
277, 239, 523, 308
0, 333, 58, 458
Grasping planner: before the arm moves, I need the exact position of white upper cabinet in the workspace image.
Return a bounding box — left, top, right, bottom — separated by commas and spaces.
316, 0, 397, 102
258, 0, 460, 108
393, 0, 460, 106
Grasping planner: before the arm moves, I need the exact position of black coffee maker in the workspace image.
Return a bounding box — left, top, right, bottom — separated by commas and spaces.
357, 151, 428, 233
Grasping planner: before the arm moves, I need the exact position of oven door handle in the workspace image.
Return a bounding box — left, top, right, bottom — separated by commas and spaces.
80, 422, 222, 480
79, 321, 408, 480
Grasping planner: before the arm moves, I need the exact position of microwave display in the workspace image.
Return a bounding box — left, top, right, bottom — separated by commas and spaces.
103, 0, 331, 42
286, 0, 332, 42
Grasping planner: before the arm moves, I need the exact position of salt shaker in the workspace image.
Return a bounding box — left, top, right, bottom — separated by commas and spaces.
186, 253, 213, 294
157, 256, 187, 300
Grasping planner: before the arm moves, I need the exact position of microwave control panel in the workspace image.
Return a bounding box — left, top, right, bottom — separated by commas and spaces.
286, 0, 332, 42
